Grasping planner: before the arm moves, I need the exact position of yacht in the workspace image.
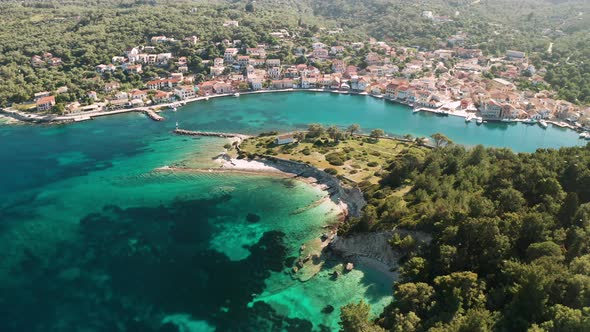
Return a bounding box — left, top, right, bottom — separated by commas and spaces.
580, 132, 589, 139
476, 117, 483, 125
234, 93, 240, 97
539, 120, 548, 129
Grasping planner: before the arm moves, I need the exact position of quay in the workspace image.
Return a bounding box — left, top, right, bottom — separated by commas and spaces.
143, 109, 164, 121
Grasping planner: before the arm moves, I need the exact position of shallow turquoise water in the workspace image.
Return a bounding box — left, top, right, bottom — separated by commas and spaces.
0, 111, 390, 331
0, 92, 584, 331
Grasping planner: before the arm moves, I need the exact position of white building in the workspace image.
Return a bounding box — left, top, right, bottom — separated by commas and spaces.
275, 134, 295, 145
174, 86, 196, 100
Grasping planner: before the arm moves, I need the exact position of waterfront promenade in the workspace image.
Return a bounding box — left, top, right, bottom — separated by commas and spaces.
0, 88, 581, 133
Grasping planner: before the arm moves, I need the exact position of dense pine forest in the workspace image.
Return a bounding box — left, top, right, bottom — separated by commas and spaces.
340, 142, 590, 331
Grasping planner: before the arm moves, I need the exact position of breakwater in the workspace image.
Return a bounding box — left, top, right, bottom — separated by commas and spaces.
173, 128, 251, 139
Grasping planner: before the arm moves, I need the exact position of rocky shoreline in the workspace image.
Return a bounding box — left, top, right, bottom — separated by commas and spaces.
329, 230, 432, 278
157, 147, 428, 282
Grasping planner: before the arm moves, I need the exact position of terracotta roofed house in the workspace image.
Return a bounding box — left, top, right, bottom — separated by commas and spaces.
36, 96, 56, 111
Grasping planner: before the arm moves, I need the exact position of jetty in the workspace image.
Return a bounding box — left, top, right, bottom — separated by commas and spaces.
173, 128, 251, 139
143, 109, 164, 121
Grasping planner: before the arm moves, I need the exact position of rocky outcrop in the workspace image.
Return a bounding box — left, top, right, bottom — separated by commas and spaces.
256, 156, 367, 218
331, 231, 400, 269
330, 230, 432, 272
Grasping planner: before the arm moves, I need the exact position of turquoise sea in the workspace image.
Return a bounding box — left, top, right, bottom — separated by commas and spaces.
0, 92, 584, 331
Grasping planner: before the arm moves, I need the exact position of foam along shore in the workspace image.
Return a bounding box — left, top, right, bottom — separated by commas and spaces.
155, 152, 366, 282
157, 153, 424, 280
156, 151, 366, 219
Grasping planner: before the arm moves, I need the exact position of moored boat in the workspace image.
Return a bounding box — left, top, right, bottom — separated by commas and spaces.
539, 120, 548, 129
465, 115, 473, 123
476, 117, 483, 125
234, 93, 240, 97
522, 118, 537, 125
580, 132, 590, 139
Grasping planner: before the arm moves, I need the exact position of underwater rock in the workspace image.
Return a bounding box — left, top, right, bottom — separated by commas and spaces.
321, 305, 335, 314
284, 256, 297, 268
246, 213, 261, 223
330, 270, 340, 280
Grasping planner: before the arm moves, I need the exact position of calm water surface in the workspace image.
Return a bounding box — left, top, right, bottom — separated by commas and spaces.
173, 91, 583, 152
0, 92, 583, 331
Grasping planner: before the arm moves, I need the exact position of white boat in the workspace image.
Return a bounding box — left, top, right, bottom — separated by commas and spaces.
580, 132, 589, 139
413, 108, 420, 113
205, 96, 209, 101
523, 118, 537, 125
476, 117, 483, 125
501, 118, 513, 122
539, 120, 548, 129
234, 93, 240, 97
465, 115, 473, 123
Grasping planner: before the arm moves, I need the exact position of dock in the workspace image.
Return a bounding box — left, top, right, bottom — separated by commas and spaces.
143, 109, 164, 121
173, 128, 251, 139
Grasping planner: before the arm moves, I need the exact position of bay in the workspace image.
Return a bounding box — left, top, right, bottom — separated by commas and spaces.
0, 91, 583, 331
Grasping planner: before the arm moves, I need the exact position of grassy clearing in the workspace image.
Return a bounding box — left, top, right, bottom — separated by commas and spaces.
239, 133, 427, 184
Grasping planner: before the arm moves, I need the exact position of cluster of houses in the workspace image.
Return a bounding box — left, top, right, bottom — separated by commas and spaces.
27, 30, 586, 123
30, 52, 62, 68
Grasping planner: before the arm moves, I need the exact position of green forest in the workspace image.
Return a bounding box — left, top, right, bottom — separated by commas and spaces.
0, 0, 589, 106
339, 139, 590, 331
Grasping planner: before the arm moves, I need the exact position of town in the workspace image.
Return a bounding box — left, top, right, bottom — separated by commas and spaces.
9, 20, 589, 132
